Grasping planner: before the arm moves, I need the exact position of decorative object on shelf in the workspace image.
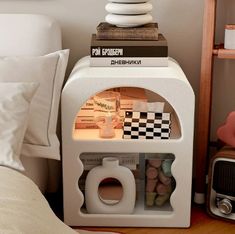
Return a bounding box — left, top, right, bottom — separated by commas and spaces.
93, 91, 120, 138
123, 111, 171, 139
91, 3, 168, 68
132, 101, 165, 113
207, 147, 235, 222
123, 101, 170, 140
75, 87, 147, 129
217, 111, 235, 147
145, 155, 175, 208
105, 0, 153, 27
85, 157, 136, 214
162, 159, 173, 177
224, 24, 235, 50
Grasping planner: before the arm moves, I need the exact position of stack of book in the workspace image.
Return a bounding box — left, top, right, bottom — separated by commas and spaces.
75, 87, 147, 129
80, 152, 140, 171
90, 22, 168, 67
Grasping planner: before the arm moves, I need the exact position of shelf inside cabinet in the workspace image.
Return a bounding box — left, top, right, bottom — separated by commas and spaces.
80, 180, 173, 216
80, 196, 173, 216
73, 112, 181, 141
213, 44, 235, 59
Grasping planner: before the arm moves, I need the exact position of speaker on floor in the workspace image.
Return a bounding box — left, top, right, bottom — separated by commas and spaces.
207, 146, 235, 222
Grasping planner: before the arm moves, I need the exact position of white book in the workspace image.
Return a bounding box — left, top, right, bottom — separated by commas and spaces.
76, 110, 128, 123
90, 57, 168, 67
80, 100, 93, 109
77, 109, 94, 117
76, 116, 94, 123
82, 164, 136, 170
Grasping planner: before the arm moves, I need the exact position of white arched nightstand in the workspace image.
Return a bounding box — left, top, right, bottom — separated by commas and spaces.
62, 56, 195, 227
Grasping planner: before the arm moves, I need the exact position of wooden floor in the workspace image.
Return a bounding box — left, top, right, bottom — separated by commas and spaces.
74, 206, 235, 234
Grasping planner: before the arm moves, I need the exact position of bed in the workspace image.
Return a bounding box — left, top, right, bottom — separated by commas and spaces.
0, 13, 74, 233
0, 14, 64, 193
0, 14, 119, 234
0, 166, 77, 234
0, 166, 119, 234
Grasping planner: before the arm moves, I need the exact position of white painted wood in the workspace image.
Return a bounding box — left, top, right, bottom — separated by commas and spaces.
62, 56, 195, 227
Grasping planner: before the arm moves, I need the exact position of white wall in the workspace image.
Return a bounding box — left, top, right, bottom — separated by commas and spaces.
211, 1, 235, 141
0, 0, 204, 87
7, 0, 235, 142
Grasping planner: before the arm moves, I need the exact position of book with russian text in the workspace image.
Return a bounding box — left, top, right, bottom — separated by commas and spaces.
90, 34, 168, 58
90, 57, 168, 67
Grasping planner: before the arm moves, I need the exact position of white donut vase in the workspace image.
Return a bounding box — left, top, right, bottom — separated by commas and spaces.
109, 0, 151, 3
105, 2, 152, 15
106, 13, 153, 27
85, 157, 136, 214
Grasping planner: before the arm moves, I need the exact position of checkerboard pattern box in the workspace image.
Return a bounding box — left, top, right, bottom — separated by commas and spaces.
123, 111, 171, 139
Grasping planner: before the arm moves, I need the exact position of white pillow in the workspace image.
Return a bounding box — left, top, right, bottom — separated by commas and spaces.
0, 82, 38, 171
0, 50, 69, 159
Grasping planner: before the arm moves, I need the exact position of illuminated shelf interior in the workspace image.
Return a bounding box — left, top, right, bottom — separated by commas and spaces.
73, 112, 181, 141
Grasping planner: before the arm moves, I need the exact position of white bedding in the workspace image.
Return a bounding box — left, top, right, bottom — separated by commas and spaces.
0, 166, 118, 234
0, 166, 77, 234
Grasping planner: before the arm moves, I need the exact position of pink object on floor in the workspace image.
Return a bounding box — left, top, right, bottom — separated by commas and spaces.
217, 111, 235, 147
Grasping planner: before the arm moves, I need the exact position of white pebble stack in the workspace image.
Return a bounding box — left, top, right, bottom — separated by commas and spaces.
105, 0, 153, 27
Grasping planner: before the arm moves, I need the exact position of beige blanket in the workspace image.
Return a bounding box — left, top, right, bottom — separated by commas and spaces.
0, 166, 117, 234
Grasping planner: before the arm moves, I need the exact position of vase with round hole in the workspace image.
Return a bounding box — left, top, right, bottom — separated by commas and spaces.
85, 157, 136, 214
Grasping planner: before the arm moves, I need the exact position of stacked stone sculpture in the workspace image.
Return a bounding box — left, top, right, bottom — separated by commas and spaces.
105, 0, 153, 27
